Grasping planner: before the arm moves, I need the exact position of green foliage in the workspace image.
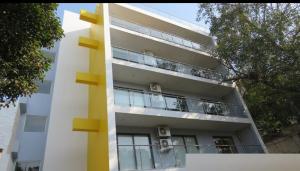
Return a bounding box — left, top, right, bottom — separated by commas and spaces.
197, 3, 300, 138
0, 3, 63, 108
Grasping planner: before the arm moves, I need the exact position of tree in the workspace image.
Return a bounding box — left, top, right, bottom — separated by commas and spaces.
197, 3, 300, 139
0, 3, 63, 108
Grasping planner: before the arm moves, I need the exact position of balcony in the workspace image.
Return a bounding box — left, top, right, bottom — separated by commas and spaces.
112, 47, 230, 83
110, 17, 211, 54
114, 87, 247, 118
117, 144, 264, 170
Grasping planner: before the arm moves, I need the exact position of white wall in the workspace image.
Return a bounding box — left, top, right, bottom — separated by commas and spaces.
186, 154, 300, 171
0, 103, 20, 171
42, 10, 90, 171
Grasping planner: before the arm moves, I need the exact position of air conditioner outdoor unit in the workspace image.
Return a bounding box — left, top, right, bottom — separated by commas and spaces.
150, 83, 162, 92
160, 138, 173, 152
157, 126, 171, 137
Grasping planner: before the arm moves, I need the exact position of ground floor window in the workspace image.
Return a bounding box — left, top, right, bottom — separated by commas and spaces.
117, 134, 154, 170
172, 135, 199, 167
213, 136, 237, 153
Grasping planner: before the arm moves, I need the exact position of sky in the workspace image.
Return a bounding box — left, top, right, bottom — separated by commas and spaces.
56, 3, 210, 31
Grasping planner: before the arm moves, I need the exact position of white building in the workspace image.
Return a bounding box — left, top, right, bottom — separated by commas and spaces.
0, 45, 59, 171
42, 3, 267, 171
0, 102, 20, 171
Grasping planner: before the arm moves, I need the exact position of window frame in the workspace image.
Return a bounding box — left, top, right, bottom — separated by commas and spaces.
171, 135, 199, 153
117, 133, 155, 170
23, 115, 48, 133
212, 136, 238, 153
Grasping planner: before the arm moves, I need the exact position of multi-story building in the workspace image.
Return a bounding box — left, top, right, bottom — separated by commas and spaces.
0, 44, 58, 171
0, 45, 58, 171
12, 45, 58, 171
42, 3, 266, 171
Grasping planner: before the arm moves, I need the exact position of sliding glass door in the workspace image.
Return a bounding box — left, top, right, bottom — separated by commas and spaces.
117, 134, 154, 170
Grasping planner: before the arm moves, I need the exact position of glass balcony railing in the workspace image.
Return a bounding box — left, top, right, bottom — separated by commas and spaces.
114, 87, 248, 118
110, 17, 212, 53
117, 144, 263, 170
112, 47, 230, 82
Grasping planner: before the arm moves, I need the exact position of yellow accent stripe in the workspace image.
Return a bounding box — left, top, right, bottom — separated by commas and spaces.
80, 10, 99, 24
72, 118, 100, 132
78, 37, 99, 49
75, 72, 99, 85
87, 4, 109, 171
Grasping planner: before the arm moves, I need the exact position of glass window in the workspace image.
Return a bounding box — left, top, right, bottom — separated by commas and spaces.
24, 115, 47, 132
37, 80, 51, 94
117, 134, 154, 170
184, 137, 198, 153
172, 137, 186, 167
118, 135, 136, 170
213, 136, 237, 153
114, 89, 130, 106
172, 136, 198, 168
134, 136, 153, 170
20, 103, 27, 114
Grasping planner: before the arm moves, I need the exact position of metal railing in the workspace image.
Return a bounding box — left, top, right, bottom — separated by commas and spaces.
114, 87, 248, 118
110, 17, 212, 53
117, 144, 264, 170
112, 47, 230, 82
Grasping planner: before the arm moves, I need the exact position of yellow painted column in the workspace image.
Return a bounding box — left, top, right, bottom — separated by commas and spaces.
88, 4, 109, 171
73, 4, 109, 171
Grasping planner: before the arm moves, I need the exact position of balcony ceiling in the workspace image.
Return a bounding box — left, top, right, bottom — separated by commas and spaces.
112, 62, 234, 98
110, 27, 220, 70
116, 112, 250, 132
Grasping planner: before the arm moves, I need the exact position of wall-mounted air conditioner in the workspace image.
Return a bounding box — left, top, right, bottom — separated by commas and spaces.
160, 138, 173, 152
157, 126, 171, 137
150, 83, 162, 92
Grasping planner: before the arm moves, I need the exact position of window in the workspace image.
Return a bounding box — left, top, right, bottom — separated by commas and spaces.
117, 134, 154, 170
36, 80, 52, 94
20, 103, 27, 114
24, 115, 47, 132
172, 136, 199, 167
0, 148, 3, 158
213, 136, 237, 153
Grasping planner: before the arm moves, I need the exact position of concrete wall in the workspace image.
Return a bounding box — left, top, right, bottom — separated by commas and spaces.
186, 154, 300, 171
43, 10, 90, 171
266, 134, 300, 153
15, 36, 59, 170
0, 103, 20, 171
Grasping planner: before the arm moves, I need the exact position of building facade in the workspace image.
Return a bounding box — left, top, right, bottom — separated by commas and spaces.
42, 3, 266, 171
11, 45, 58, 171
0, 45, 58, 171
0, 102, 20, 171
